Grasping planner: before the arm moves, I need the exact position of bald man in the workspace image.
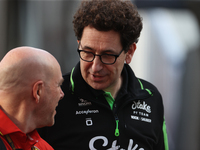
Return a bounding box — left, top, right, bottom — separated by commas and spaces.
0, 47, 64, 150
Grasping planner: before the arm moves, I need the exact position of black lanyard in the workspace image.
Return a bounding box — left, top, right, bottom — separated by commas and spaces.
5, 134, 37, 150
5, 135, 18, 150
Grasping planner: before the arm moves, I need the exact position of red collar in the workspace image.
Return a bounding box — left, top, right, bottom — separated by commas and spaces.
0, 108, 40, 149
0, 109, 21, 136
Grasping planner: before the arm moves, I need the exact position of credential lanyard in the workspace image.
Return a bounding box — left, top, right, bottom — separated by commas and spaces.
5, 135, 36, 150
5, 135, 18, 150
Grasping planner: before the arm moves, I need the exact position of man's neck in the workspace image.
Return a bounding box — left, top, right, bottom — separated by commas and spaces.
1, 100, 34, 134
104, 75, 123, 99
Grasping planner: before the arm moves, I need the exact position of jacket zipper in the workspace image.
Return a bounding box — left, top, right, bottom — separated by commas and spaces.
113, 93, 152, 137
115, 115, 120, 137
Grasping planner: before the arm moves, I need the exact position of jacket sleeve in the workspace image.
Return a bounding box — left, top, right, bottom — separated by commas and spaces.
155, 117, 169, 150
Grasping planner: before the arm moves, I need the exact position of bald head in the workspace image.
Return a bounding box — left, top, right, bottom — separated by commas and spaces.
0, 46, 61, 91
0, 47, 64, 132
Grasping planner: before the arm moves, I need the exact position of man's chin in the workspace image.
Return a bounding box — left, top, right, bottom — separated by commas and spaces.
46, 120, 55, 127
90, 84, 107, 91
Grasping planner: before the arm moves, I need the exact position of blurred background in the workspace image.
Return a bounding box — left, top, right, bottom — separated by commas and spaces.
0, 0, 199, 149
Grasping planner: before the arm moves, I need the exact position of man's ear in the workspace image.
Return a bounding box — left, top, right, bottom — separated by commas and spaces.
125, 43, 136, 64
32, 80, 44, 103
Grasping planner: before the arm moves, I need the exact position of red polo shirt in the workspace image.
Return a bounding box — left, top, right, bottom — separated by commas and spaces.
0, 109, 54, 150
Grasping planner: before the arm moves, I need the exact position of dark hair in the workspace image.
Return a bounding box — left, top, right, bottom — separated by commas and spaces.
73, 0, 143, 52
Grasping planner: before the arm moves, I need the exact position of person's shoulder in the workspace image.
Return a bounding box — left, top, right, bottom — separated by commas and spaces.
61, 72, 72, 93
138, 78, 161, 95
62, 72, 71, 85
63, 72, 71, 79
34, 138, 54, 150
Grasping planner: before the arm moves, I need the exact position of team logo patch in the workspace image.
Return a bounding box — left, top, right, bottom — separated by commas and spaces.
131, 100, 152, 123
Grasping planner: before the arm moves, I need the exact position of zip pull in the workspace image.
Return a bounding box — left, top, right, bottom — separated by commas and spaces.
115, 117, 120, 137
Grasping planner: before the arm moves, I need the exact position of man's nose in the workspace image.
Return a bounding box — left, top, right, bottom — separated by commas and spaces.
91, 55, 103, 72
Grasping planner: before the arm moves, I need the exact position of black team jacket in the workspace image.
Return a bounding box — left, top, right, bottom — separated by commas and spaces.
38, 62, 168, 150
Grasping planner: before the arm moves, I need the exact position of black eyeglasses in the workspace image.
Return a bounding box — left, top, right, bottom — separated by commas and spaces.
77, 43, 124, 65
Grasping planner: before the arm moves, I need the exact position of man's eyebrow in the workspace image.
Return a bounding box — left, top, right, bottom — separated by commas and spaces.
81, 44, 93, 50
82, 45, 116, 53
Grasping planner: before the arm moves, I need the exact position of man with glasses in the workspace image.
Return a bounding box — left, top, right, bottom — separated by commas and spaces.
38, 0, 168, 149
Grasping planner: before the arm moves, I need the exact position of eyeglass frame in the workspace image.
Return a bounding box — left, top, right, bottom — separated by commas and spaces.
77, 42, 124, 65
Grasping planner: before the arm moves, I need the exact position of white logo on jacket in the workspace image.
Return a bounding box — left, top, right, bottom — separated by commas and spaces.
132, 100, 151, 113
76, 109, 99, 115
131, 100, 152, 123
89, 136, 144, 150
78, 98, 92, 106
